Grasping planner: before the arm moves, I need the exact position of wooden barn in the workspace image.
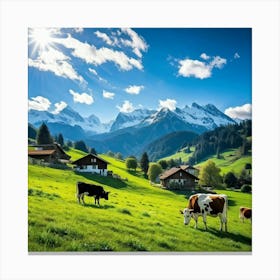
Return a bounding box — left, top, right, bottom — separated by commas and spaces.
71, 153, 109, 176
28, 143, 71, 163
159, 167, 199, 190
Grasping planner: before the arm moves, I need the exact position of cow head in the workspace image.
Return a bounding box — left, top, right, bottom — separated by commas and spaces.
181, 208, 194, 225
102, 191, 110, 200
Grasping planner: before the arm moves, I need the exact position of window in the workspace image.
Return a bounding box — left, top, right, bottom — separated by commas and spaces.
180, 172, 182, 177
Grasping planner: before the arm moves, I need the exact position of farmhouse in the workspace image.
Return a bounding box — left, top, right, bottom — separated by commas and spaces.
180, 165, 199, 177
28, 143, 71, 163
71, 153, 109, 176
159, 166, 199, 190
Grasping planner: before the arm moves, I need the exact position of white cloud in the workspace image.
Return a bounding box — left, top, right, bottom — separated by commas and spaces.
200, 53, 210, 60
28, 47, 85, 83
178, 55, 227, 79
54, 34, 143, 71
103, 90, 115, 99
52, 101, 67, 114
234, 52, 240, 59
89, 68, 108, 84
224, 104, 252, 120
210, 56, 227, 69
69, 89, 94, 105
121, 28, 148, 58
178, 59, 212, 79
158, 99, 177, 111
88, 68, 98, 76
117, 100, 134, 113
73, 28, 83, 33
125, 85, 144, 95
95, 31, 113, 45
28, 96, 51, 111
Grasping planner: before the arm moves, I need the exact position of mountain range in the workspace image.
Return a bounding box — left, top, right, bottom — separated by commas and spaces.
28, 102, 236, 157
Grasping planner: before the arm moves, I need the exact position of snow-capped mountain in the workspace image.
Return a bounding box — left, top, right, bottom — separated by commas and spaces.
28, 106, 110, 134
28, 102, 236, 145
141, 103, 236, 130
110, 109, 156, 132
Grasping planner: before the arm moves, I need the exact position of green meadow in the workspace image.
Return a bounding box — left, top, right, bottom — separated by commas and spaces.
161, 147, 251, 176
28, 149, 252, 252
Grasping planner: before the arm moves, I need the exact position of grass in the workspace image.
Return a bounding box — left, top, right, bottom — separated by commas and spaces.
28, 148, 252, 252
160, 146, 195, 162
195, 149, 252, 175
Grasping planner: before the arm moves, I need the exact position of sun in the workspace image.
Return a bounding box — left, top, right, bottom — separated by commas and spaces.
28, 28, 56, 53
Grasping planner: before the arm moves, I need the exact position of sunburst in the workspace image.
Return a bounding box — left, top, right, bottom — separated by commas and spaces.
28, 28, 58, 55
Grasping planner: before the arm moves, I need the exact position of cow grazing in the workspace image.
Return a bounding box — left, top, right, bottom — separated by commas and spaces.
76, 182, 109, 206
239, 207, 252, 223
180, 193, 228, 232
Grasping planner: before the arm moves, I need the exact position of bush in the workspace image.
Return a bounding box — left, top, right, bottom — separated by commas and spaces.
241, 184, 252, 193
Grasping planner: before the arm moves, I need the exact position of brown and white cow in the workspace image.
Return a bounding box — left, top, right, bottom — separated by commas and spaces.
180, 193, 228, 232
239, 207, 252, 223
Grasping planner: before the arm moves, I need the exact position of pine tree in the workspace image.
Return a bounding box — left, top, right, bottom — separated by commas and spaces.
36, 123, 53, 144
224, 171, 238, 189
57, 133, 64, 146
74, 140, 88, 153
89, 147, 97, 155
140, 152, 149, 175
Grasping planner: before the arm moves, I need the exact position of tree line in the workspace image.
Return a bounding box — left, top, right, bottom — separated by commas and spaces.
29, 122, 97, 154
187, 120, 252, 165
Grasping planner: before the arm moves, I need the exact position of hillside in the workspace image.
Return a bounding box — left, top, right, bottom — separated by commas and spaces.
160, 146, 195, 163
28, 148, 252, 252
160, 147, 251, 176
195, 149, 252, 175
143, 131, 198, 161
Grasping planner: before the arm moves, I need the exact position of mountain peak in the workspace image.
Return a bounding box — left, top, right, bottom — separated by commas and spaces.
191, 102, 202, 109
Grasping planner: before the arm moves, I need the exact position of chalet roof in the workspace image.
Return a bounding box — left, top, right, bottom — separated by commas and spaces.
30, 143, 67, 155
71, 153, 109, 165
28, 149, 56, 156
159, 167, 199, 180
180, 165, 198, 170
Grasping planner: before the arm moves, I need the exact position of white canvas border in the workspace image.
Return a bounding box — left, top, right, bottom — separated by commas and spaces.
0, 0, 279, 279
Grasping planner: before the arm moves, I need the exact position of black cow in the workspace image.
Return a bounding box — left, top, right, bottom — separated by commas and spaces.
76, 182, 109, 206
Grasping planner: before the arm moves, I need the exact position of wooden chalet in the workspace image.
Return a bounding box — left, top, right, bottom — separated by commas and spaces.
180, 165, 199, 177
159, 166, 199, 190
71, 153, 109, 176
28, 143, 71, 163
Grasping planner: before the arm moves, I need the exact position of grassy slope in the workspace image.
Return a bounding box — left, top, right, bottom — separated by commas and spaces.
160, 147, 251, 176
195, 149, 252, 175
28, 149, 252, 252
160, 147, 195, 162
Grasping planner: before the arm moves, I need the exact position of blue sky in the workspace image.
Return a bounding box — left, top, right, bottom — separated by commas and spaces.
28, 28, 252, 122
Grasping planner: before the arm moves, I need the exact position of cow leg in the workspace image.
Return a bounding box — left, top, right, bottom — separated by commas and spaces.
192, 214, 198, 229
219, 214, 227, 232
77, 193, 81, 204
202, 214, 208, 230
81, 193, 85, 205
95, 196, 100, 206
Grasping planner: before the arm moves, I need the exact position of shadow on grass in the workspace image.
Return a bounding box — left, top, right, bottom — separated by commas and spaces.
75, 172, 128, 189
82, 203, 115, 210
228, 199, 237, 207
196, 227, 252, 246
127, 169, 146, 179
